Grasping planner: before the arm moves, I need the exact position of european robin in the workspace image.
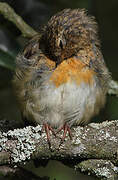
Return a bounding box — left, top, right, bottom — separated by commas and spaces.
13, 9, 111, 143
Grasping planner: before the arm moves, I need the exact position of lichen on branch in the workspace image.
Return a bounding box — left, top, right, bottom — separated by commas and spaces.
76, 159, 118, 179
0, 120, 118, 179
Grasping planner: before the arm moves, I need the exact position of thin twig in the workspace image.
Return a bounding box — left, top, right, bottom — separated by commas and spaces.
0, 2, 38, 38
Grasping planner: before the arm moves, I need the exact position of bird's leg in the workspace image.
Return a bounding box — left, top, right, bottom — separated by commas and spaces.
42, 123, 56, 144
57, 123, 72, 141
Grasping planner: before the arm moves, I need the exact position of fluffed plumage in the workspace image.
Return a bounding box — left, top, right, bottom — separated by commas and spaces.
13, 9, 111, 141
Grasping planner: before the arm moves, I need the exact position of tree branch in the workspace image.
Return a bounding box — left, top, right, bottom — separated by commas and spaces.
108, 80, 118, 96
0, 2, 37, 38
76, 159, 118, 179
0, 165, 50, 180
0, 120, 118, 179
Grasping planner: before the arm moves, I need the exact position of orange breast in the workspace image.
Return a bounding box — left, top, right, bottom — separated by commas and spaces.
50, 58, 95, 87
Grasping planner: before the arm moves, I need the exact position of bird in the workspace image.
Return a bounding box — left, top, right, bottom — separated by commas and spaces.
13, 8, 111, 143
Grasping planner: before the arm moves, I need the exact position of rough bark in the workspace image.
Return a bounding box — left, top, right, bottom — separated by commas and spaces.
0, 120, 118, 179
76, 159, 118, 180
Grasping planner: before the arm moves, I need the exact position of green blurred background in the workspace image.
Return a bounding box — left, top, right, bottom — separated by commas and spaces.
0, 0, 118, 179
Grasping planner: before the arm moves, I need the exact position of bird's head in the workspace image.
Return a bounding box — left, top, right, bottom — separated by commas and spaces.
42, 9, 99, 64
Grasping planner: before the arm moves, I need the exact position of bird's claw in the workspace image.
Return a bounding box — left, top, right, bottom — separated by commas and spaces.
42, 123, 56, 146
57, 123, 72, 141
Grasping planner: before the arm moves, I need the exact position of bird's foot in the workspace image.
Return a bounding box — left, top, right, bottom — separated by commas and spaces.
57, 123, 72, 141
42, 123, 56, 145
